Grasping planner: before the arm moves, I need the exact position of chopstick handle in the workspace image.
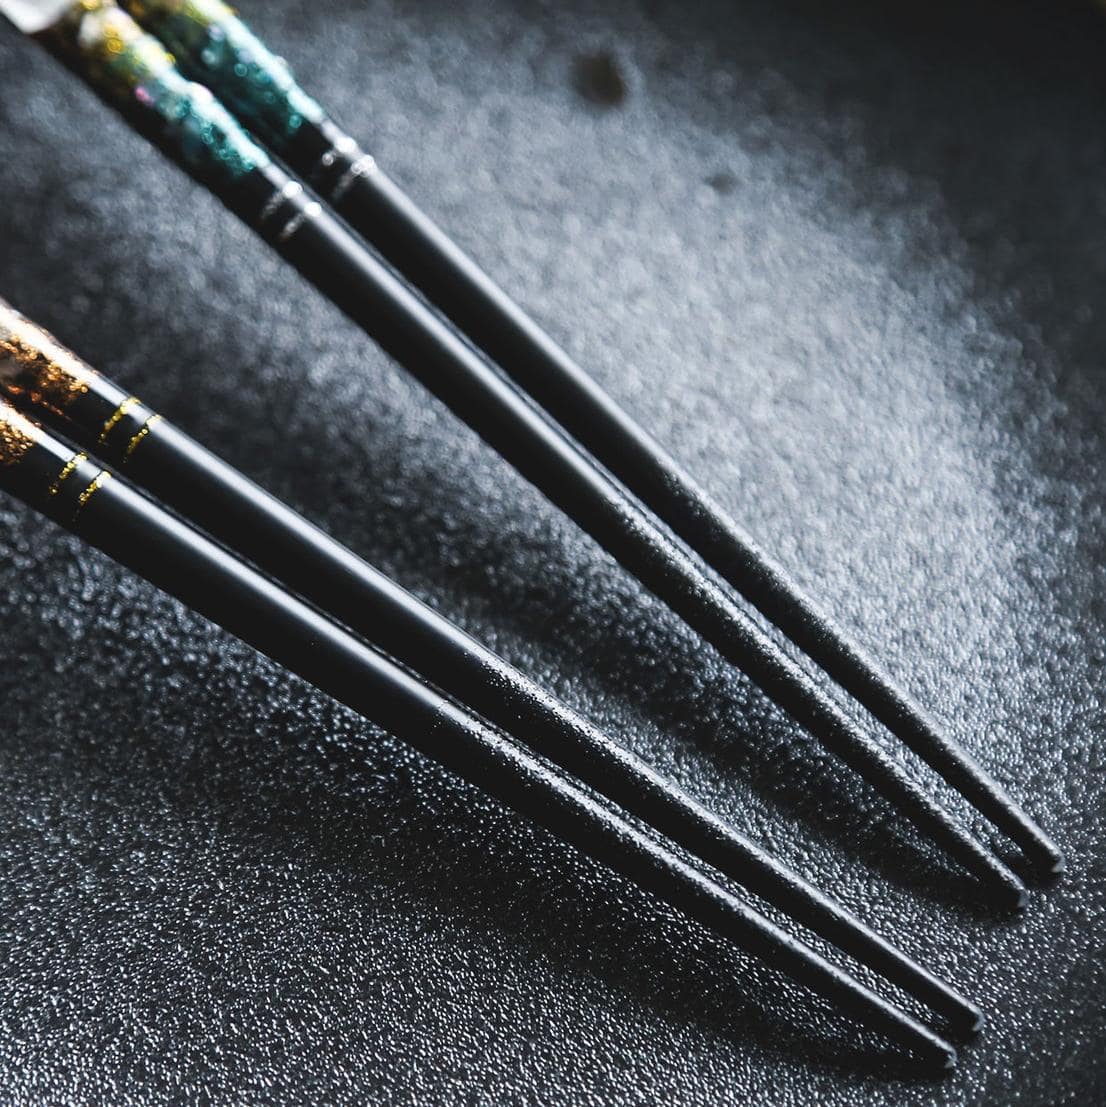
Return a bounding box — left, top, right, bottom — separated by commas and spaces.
0, 403, 956, 1067
118, 0, 330, 163
37, 3, 277, 222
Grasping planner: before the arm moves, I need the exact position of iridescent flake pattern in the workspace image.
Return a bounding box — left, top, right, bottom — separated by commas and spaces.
48, 1, 269, 186
122, 0, 325, 148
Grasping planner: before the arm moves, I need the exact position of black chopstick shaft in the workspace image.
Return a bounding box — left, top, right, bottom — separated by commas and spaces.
0, 409, 957, 1068
310, 154, 1060, 877
249, 166, 1024, 907
8, 347, 976, 1033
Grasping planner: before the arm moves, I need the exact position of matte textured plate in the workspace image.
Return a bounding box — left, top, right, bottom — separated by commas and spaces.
0, 0, 1101, 1104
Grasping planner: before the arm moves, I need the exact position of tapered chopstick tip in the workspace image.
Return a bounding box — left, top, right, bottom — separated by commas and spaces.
918, 1034, 958, 1072
987, 861, 1029, 911
947, 1001, 986, 1040
1020, 824, 1065, 877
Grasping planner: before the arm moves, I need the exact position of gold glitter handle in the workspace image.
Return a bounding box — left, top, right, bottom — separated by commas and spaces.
0, 300, 96, 416
0, 401, 41, 467
0, 299, 166, 465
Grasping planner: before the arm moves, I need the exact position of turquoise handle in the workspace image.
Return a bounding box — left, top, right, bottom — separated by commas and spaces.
121, 0, 325, 150
46, 1, 269, 188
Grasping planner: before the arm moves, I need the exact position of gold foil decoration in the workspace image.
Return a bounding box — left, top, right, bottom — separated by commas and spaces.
0, 308, 96, 417
0, 404, 41, 467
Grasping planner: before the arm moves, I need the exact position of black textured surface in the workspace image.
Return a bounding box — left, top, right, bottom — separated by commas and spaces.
0, 0, 1103, 1102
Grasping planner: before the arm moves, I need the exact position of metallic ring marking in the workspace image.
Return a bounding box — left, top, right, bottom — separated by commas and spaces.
312, 134, 359, 181
49, 451, 88, 497
100, 396, 141, 444
277, 201, 322, 244
329, 153, 377, 203
74, 470, 112, 519
123, 413, 163, 462
259, 179, 304, 225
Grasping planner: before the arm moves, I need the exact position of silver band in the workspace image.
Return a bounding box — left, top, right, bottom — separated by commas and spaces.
259, 180, 304, 226
312, 134, 359, 180
277, 200, 322, 244
329, 153, 378, 203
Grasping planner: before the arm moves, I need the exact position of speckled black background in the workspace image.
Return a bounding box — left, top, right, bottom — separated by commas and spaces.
0, 0, 1103, 1103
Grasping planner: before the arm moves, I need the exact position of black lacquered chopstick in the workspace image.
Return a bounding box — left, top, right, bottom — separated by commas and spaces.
4, 2, 1026, 904
118, 0, 1062, 877
0, 400, 958, 1068
0, 299, 982, 1036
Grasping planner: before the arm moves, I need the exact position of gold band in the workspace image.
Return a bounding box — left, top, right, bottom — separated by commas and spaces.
49, 451, 88, 497
74, 470, 112, 518
99, 396, 141, 444
123, 412, 163, 461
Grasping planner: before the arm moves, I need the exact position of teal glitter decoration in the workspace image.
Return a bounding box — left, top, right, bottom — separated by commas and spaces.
49, 2, 269, 186
122, 0, 325, 149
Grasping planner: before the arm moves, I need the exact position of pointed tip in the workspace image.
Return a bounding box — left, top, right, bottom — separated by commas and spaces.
939, 993, 985, 1041
992, 860, 1030, 910
1022, 828, 1063, 877
993, 869, 1029, 911
965, 834, 1028, 910
920, 1035, 958, 1072
950, 1004, 985, 1040
916, 1031, 958, 1072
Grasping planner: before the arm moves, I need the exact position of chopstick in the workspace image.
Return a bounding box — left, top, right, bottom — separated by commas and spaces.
2, 1, 1035, 906
0, 398, 959, 1068
0, 298, 983, 1037
114, 0, 1063, 879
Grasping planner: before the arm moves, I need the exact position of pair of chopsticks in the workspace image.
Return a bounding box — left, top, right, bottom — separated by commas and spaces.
0, 301, 966, 1066
0, 0, 1060, 1054
4, 0, 1059, 901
